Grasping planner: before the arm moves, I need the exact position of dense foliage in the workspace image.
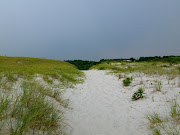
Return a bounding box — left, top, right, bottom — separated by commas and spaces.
123, 77, 131, 86
66, 60, 99, 70
137, 56, 180, 63
67, 56, 180, 70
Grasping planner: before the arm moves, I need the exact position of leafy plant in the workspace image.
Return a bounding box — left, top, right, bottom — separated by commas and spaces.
131, 88, 145, 100
123, 77, 131, 86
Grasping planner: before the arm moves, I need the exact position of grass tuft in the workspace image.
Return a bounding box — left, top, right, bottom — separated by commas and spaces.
10, 81, 64, 134
146, 112, 163, 125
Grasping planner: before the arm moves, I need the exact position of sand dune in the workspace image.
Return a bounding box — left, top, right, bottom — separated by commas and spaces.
64, 70, 179, 135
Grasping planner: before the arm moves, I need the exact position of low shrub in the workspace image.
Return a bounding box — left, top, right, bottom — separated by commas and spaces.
132, 88, 145, 101
123, 77, 131, 86
99, 67, 105, 70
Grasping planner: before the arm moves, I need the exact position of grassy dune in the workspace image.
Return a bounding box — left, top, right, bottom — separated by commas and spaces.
91, 61, 180, 135
90, 61, 180, 77
0, 56, 84, 135
0, 56, 83, 84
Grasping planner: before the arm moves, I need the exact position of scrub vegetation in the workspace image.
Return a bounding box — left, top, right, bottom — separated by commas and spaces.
66, 60, 99, 70
0, 56, 84, 135
90, 61, 180, 77
131, 88, 145, 101
123, 77, 131, 86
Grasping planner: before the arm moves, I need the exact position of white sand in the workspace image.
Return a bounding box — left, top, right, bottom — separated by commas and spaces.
64, 70, 180, 135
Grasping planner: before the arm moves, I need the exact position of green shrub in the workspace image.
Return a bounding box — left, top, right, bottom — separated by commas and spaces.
99, 67, 105, 70
112, 67, 118, 70
123, 77, 131, 86
132, 89, 145, 100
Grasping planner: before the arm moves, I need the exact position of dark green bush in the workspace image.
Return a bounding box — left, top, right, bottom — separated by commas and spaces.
132, 89, 145, 101
66, 60, 98, 70
123, 77, 131, 86
99, 67, 105, 70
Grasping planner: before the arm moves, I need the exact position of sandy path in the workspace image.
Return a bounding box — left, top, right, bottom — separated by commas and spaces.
64, 70, 152, 135
64, 70, 180, 135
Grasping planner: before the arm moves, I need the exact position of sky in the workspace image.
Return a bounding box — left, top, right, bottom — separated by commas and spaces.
0, 0, 180, 61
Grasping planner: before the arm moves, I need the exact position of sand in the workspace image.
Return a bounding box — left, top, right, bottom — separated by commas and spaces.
64, 70, 180, 135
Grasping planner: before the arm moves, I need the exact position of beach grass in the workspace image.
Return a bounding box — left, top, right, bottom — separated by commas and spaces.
90, 61, 180, 77
0, 56, 84, 85
0, 56, 84, 134
146, 99, 180, 135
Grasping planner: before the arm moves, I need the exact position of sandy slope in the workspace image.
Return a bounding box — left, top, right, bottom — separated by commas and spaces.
64, 70, 179, 135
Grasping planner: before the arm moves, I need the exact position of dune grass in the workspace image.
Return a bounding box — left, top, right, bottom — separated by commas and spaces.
91, 61, 180, 134
90, 61, 180, 77
9, 81, 63, 135
0, 56, 83, 85
0, 56, 84, 134
146, 99, 180, 135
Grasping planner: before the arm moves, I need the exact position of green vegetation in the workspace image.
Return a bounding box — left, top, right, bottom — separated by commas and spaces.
131, 88, 145, 101
10, 81, 63, 135
0, 56, 84, 134
90, 56, 180, 134
66, 56, 180, 71
170, 99, 180, 118
90, 61, 180, 77
146, 99, 180, 135
146, 112, 163, 125
154, 81, 162, 92
137, 56, 180, 63
66, 60, 99, 70
123, 77, 131, 86
0, 56, 83, 85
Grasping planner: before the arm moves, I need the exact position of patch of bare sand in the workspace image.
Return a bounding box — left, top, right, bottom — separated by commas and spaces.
64, 70, 180, 135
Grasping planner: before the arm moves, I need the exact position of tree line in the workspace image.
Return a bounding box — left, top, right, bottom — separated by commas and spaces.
66, 56, 180, 70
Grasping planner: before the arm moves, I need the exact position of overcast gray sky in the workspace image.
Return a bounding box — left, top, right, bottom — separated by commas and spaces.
0, 0, 180, 61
